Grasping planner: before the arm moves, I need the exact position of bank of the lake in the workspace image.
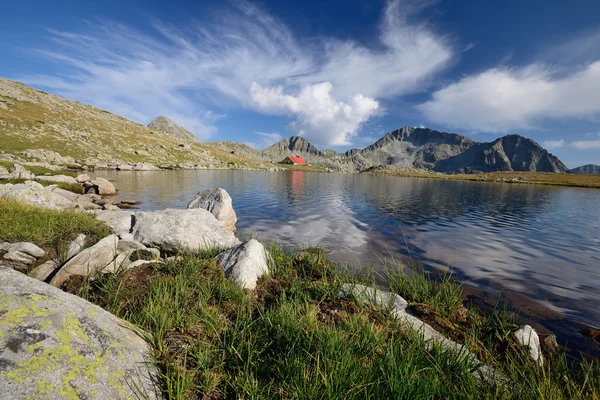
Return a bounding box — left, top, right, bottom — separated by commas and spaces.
1, 191, 600, 399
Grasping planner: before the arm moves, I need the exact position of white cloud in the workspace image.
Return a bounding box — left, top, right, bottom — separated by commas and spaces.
570, 140, 600, 149
418, 62, 600, 132
543, 139, 565, 149
250, 82, 380, 146
463, 42, 476, 52
18, 0, 452, 145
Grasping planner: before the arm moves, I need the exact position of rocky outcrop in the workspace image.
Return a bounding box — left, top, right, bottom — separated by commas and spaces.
131, 209, 241, 253
570, 164, 600, 174
6, 164, 35, 180
0, 181, 74, 210
0, 242, 45, 272
83, 177, 117, 196
216, 239, 269, 290
434, 135, 568, 173
188, 188, 237, 232
96, 211, 136, 236
148, 116, 199, 142
76, 173, 90, 183
513, 325, 543, 365
0, 267, 160, 399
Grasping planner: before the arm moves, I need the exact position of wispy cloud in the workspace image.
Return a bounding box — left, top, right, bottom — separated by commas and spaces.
18, 0, 453, 144
463, 42, 476, 52
418, 62, 600, 132
570, 140, 600, 149
543, 139, 565, 149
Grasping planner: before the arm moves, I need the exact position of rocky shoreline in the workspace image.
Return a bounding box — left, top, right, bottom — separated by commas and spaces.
0, 167, 569, 398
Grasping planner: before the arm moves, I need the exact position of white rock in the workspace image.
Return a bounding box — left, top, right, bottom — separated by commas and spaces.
66, 233, 87, 260
35, 174, 79, 184
28, 259, 58, 281
51, 186, 80, 202
513, 325, 544, 365
216, 239, 269, 290
0, 181, 74, 210
50, 235, 120, 288
188, 188, 237, 232
0, 165, 8, 178
95, 210, 136, 236
132, 208, 241, 253
76, 173, 91, 183
8, 242, 45, 258
0, 267, 160, 399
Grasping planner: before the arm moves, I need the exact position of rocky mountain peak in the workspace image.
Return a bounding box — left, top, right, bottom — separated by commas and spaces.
148, 116, 199, 142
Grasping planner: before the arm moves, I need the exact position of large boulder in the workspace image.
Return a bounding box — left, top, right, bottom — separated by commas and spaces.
95, 211, 136, 236
49, 235, 120, 288
187, 188, 237, 232
75, 173, 90, 183
0, 267, 160, 399
83, 177, 117, 196
132, 208, 241, 253
35, 175, 79, 185
0, 181, 73, 210
216, 239, 269, 290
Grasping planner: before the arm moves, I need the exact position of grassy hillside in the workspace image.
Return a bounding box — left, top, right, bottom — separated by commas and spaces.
0, 78, 268, 169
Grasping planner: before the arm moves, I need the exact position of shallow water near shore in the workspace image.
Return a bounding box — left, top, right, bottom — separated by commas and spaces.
92, 169, 600, 355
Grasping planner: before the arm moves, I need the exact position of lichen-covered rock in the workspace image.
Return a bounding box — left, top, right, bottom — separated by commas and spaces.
0, 267, 160, 399
0, 181, 73, 210
216, 239, 269, 290
513, 325, 543, 365
132, 208, 241, 253
83, 177, 117, 196
187, 188, 237, 232
49, 235, 120, 288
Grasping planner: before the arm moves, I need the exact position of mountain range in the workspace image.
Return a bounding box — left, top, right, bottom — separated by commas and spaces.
0, 77, 585, 174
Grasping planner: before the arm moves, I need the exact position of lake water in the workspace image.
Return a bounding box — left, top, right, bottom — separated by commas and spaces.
93, 170, 600, 353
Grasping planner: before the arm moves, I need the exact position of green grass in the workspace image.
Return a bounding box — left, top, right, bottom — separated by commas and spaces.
81, 244, 600, 399
0, 160, 77, 177
2, 178, 82, 194
0, 198, 110, 248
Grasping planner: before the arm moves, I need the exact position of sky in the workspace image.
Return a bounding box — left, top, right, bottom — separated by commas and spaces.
1, 0, 599, 167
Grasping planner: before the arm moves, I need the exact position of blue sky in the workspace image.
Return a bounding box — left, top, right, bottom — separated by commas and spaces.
1, 0, 599, 167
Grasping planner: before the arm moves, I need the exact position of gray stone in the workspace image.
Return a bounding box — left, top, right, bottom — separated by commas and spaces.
0, 181, 73, 210
513, 325, 543, 365
66, 233, 87, 260
132, 208, 241, 253
28, 260, 58, 281
76, 173, 90, 183
0, 165, 8, 178
50, 186, 80, 202
0, 267, 160, 399
117, 240, 147, 253
84, 177, 117, 196
35, 174, 78, 184
7, 164, 35, 180
216, 239, 269, 290
8, 242, 45, 258
95, 211, 136, 236
188, 188, 237, 232
50, 235, 120, 288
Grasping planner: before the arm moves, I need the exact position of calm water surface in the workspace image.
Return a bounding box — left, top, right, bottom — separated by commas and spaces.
93, 170, 600, 347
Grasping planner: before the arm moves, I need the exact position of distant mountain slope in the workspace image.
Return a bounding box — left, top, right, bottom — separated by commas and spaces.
0, 78, 265, 169
347, 126, 475, 171
434, 135, 568, 173
570, 164, 600, 174
148, 116, 199, 142
262, 136, 324, 158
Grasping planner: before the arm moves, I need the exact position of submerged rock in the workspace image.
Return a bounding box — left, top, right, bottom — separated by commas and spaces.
187, 188, 237, 232
132, 208, 240, 253
0, 267, 160, 399
216, 239, 269, 290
